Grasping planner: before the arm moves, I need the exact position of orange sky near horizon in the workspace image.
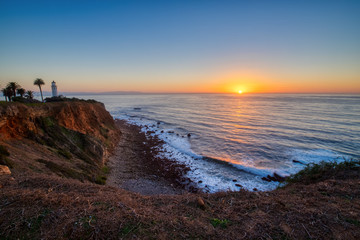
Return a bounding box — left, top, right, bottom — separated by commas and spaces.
2, 67, 359, 94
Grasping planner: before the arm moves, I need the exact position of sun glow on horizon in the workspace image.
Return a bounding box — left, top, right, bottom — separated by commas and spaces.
238, 90, 243, 94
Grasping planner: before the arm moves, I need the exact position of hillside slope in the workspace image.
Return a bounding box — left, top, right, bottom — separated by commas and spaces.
0, 101, 120, 183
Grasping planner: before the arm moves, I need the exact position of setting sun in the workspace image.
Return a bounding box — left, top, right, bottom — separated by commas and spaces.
238, 90, 243, 94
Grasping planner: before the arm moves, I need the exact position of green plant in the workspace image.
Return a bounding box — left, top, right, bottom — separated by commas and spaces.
0, 145, 14, 168
210, 218, 230, 228
102, 165, 110, 174
345, 218, 360, 226
57, 149, 72, 159
287, 159, 360, 184
77, 215, 97, 229
36, 159, 85, 180
118, 223, 141, 237
95, 175, 107, 185
0, 145, 10, 157
25, 209, 52, 238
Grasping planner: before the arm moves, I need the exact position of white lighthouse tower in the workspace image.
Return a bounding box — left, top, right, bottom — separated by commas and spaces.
51, 81, 58, 97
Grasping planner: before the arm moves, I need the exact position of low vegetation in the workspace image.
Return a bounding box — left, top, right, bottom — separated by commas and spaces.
45, 96, 99, 103
287, 159, 360, 184
0, 145, 14, 168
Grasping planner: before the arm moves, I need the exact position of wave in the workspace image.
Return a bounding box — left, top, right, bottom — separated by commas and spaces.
115, 114, 351, 193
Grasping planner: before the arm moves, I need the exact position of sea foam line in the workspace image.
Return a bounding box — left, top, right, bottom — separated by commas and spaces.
115, 115, 350, 192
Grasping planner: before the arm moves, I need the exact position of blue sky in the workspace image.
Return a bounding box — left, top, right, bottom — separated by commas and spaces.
1, 0, 359, 93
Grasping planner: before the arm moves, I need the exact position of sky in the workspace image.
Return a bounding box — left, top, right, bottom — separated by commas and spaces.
0, 0, 360, 94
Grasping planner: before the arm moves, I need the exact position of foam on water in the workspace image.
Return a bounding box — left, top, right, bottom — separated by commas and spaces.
115, 115, 349, 192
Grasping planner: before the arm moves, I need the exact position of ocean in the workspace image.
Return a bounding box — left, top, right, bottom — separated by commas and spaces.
70, 93, 360, 192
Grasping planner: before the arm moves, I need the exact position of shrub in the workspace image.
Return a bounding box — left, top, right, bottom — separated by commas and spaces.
0, 145, 14, 168
12, 96, 40, 103
95, 175, 107, 185
287, 159, 360, 184
210, 218, 230, 228
44, 96, 99, 103
57, 149, 72, 159
0, 145, 10, 157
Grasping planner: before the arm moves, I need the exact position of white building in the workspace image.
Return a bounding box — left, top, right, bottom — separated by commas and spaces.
51, 81, 58, 97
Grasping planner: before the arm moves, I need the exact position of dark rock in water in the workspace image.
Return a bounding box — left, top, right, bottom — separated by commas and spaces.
198, 180, 203, 183
262, 177, 272, 182
253, 188, 258, 191
273, 173, 286, 182
168, 131, 174, 134
262, 173, 287, 182
232, 179, 237, 182
293, 159, 303, 164
267, 175, 277, 181
235, 184, 242, 187
157, 121, 160, 125
161, 130, 164, 133
134, 107, 141, 110
187, 133, 191, 137
176, 133, 179, 136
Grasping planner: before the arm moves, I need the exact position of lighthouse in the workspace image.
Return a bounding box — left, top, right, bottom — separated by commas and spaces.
51, 81, 58, 97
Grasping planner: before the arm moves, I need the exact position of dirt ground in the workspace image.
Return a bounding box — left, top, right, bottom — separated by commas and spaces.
107, 120, 185, 195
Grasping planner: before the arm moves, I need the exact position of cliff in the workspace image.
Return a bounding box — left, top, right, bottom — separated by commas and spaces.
0, 101, 120, 183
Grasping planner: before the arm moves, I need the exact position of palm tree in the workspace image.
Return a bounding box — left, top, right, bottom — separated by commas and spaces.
34, 78, 45, 102
25, 90, 34, 99
1, 88, 8, 101
7, 82, 20, 97
5, 86, 13, 102
17, 88, 25, 97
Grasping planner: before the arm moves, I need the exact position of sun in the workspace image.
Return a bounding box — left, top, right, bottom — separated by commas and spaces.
238, 90, 243, 94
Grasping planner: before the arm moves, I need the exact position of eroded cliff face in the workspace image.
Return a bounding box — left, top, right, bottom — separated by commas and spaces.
0, 101, 120, 183
0, 102, 118, 142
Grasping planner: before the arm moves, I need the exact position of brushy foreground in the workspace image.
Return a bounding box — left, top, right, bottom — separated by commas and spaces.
1, 160, 359, 240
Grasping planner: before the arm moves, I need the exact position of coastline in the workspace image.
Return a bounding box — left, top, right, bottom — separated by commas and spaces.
107, 120, 198, 195
1, 101, 360, 239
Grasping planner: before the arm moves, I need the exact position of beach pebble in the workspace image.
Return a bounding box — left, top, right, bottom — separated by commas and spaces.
197, 197, 206, 209
187, 133, 191, 137
235, 184, 242, 188
0, 165, 11, 175
198, 180, 203, 183
232, 179, 237, 182
253, 188, 258, 191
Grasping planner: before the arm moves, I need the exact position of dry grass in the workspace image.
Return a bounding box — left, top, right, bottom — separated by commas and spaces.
1, 167, 359, 239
